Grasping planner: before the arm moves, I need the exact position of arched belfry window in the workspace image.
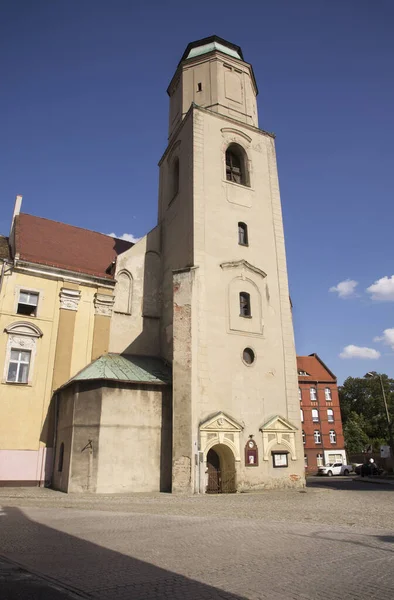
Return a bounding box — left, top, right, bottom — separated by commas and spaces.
239, 292, 251, 317
225, 143, 249, 186
238, 222, 248, 246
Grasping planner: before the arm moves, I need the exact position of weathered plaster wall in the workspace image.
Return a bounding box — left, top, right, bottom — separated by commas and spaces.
190, 106, 304, 488
95, 383, 172, 494
67, 383, 102, 493
109, 226, 161, 356
52, 387, 75, 492
158, 112, 194, 363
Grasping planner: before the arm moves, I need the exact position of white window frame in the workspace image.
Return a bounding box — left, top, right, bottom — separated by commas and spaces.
300, 408, 304, 423
312, 409, 319, 422
298, 387, 302, 401
7, 348, 31, 383
304, 454, 308, 467
314, 430, 321, 444
302, 430, 306, 445
316, 453, 324, 467
329, 430, 337, 444
310, 387, 317, 401
325, 387, 332, 401
3, 322, 43, 386
14, 287, 42, 318
327, 409, 334, 423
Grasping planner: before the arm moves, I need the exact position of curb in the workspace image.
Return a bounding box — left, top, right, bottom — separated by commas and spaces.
355, 476, 394, 486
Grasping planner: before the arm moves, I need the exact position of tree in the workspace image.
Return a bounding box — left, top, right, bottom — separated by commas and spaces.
343, 412, 369, 454
339, 373, 394, 454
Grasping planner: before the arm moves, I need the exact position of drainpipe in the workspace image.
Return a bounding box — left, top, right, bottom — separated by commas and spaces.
0, 259, 9, 296
316, 380, 326, 464
50, 393, 59, 488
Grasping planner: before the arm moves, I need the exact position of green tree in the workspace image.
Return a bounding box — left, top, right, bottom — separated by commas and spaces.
343, 412, 369, 454
339, 373, 394, 452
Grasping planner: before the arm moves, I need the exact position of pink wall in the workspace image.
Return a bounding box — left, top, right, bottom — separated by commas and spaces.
0, 448, 53, 484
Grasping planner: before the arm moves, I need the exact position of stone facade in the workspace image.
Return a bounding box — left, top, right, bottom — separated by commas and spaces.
107, 36, 305, 492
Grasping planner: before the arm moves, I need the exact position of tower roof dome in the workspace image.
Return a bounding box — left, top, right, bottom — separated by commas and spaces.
179, 35, 244, 65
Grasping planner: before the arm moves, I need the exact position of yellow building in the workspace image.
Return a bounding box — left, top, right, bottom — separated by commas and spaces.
0, 197, 132, 486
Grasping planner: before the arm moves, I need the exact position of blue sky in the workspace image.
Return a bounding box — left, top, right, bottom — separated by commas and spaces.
1, 1, 393, 383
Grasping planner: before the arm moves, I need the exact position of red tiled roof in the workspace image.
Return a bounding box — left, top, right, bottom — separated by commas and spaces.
297, 354, 336, 383
15, 214, 133, 279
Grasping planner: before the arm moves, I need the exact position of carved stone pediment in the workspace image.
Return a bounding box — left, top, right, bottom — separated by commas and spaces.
260, 415, 297, 433
260, 415, 298, 462
199, 412, 243, 462
200, 412, 244, 433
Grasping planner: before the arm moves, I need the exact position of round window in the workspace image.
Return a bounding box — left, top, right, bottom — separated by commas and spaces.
243, 348, 255, 365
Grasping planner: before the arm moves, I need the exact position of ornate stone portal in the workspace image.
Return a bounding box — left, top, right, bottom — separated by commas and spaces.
199, 412, 244, 461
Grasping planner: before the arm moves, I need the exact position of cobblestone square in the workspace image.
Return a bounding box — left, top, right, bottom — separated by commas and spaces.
1, 478, 393, 599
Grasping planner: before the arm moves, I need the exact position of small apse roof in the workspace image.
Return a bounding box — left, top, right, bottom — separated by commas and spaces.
58, 353, 172, 391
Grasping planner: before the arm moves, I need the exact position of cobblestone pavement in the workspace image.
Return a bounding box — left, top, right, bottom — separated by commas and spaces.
1, 480, 394, 599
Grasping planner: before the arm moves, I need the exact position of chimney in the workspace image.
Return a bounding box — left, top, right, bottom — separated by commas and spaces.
9, 194, 22, 260
11, 195, 22, 233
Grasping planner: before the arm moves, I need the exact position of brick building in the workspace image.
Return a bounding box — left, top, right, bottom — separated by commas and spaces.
298, 354, 346, 474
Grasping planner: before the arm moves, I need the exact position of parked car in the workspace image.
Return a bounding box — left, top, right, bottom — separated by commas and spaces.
318, 462, 353, 477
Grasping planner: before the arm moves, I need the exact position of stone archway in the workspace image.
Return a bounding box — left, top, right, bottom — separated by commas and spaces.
206, 443, 236, 494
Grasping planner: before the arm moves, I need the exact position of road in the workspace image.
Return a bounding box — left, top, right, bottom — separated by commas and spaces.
0, 479, 393, 599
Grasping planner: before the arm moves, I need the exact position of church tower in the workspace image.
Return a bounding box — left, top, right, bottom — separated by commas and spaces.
158, 36, 304, 492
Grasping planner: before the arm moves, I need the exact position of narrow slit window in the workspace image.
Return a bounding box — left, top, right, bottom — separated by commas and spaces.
238, 222, 248, 246
58, 443, 64, 472
239, 292, 251, 317
172, 157, 179, 198
197, 82, 202, 92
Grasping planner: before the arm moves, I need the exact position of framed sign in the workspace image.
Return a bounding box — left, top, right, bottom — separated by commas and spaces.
272, 451, 288, 468
245, 439, 258, 467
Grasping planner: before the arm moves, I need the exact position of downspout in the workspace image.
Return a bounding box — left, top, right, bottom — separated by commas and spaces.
50, 393, 59, 488
0, 259, 9, 296
317, 380, 326, 463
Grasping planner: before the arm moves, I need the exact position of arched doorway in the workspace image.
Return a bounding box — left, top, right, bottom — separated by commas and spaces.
206, 444, 236, 494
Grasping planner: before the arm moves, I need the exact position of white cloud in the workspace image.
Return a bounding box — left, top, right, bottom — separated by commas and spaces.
374, 328, 394, 350
339, 345, 381, 360
329, 279, 358, 298
106, 232, 140, 244
366, 275, 394, 301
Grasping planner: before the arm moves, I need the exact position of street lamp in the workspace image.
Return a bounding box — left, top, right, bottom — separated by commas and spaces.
365, 371, 394, 463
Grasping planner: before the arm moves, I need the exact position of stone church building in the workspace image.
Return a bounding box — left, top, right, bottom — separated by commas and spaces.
52, 36, 304, 494
51, 36, 305, 493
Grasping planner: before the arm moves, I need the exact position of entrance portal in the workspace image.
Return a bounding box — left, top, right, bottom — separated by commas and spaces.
206, 444, 236, 494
